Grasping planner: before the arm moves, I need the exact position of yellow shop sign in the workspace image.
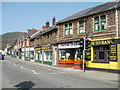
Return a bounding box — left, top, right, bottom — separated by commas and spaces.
34, 48, 41, 51
91, 40, 114, 45
42, 46, 51, 50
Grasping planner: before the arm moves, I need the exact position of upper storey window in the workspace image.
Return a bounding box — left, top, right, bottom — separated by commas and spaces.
94, 15, 106, 32
64, 23, 73, 36
79, 20, 85, 34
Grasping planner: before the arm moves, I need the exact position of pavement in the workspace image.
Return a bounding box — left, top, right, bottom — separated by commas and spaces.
6, 56, 118, 83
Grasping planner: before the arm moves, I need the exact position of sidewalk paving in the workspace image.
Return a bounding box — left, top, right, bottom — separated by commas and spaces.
6, 56, 119, 83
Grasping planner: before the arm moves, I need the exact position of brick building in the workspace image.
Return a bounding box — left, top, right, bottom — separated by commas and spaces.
30, 16, 58, 65
56, 2, 120, 71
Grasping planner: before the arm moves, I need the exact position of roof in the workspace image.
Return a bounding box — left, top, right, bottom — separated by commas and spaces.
30, 30, 41, 40
39, 25, 57, 35
57, 2, 120, 24
30, 25, 58, 40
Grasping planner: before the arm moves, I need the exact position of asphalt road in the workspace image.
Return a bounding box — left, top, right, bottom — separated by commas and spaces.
1, 57, 118, 89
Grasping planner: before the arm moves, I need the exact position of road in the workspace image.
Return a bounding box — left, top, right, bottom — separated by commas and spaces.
1, 56, 118, 89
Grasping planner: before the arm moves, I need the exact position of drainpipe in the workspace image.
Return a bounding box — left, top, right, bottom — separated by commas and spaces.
115, 5, 119, 37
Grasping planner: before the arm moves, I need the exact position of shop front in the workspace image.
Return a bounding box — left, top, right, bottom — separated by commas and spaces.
42, 45, 52, 65
34, 46, 42, 63
58, 41, 83, 69
86, 38, 120, 72
23, 47, 34, 61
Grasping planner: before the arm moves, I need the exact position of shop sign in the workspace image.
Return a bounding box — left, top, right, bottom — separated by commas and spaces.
42, 46, 51, 50
34, 48, 41, 51
21, 47, 34, 51
91, 40, 114, 46
109, 45, 117, 61
58, 42, 80, 49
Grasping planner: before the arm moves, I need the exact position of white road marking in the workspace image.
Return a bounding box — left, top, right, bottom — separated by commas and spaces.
14, 64, 16, 66
31, 71, 66, 75
32, 70, 38, 74
21, 66, 23, 69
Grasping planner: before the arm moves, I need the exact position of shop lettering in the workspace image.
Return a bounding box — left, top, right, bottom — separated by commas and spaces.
91, 40, 114, 45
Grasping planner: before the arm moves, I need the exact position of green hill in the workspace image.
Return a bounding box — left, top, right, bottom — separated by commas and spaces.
0, 32, 24, 50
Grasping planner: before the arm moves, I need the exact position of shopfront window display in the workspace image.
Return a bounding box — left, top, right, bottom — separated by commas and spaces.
93, 45, 109, 62
59, 49, 75, 60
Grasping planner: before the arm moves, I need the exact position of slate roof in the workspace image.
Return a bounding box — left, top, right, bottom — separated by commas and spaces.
30, 25, 58, 40
57, 2, 120, 24
39, 25, 57, 35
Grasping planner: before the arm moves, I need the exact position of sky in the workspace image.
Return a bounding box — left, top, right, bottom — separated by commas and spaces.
1, 1, 110, 34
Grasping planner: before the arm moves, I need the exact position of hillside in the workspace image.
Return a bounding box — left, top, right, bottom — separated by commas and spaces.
0, 32, 24, 50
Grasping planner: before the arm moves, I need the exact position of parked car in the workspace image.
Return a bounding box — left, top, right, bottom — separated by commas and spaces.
0, 54, 5, 60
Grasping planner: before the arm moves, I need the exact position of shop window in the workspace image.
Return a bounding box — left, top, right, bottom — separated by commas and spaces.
59, 49, 74, 60
93, 45, 109, 63
79, 20, 85, 34
64, 23, 73, 36
94, 15, 106, 32
46, 51, 49, 60
60, 50, 66, 59
45, 51, 52, 61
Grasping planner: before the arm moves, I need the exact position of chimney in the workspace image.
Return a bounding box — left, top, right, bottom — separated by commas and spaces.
42, 26, 47, 29
52, 16, 56, 26
46, 21, 50, 28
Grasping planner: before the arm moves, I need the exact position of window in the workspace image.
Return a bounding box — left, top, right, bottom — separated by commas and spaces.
59, 50, 66, 59
79, 20, 85, 34
69, 23, 73, 35
93, 45, 109, 63
94, 15, 106, 32
55, 31, 57, 39
47, 34, 52, 41
94, 17, 100, 31
45, 51, 52, 61
64, 23, 73, 36
101, 16, 106, 30
65, 24, 69, 36
39, 37, 42, 44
